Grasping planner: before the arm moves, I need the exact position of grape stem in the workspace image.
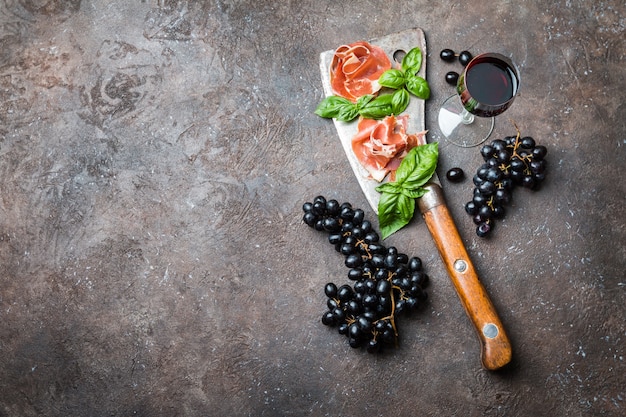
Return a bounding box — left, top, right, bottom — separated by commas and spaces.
509, 120, 533, 174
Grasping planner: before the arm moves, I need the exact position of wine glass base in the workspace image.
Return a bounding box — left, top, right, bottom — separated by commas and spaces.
438, 95, 495, 148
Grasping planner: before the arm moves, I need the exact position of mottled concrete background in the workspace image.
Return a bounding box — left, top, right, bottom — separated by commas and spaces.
0, 1, 624, 416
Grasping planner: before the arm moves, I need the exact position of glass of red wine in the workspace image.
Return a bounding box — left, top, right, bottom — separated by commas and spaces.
438, 53, 520, 147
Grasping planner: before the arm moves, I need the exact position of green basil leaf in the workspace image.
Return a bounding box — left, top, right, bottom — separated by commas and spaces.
375, 181, 403, 195
356, 94, 375, 110
314, 96, 356, 119
401, 187, 428, 199
336, 105, 359, 122
405, 75, 431, 100
393, 146, 417, 185
402, 47, 423, 74
391, 88, 410, 115
395, 142, 438, 189
378, 69, 406, 89
358, 94, 393, 119
378, 192, 415, 240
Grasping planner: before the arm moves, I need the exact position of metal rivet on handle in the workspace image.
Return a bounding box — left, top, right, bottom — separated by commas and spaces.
454, 259, 467, 272
483, 323, 499, 339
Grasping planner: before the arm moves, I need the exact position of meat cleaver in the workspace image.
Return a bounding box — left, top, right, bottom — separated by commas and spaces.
319, 27, 512, 370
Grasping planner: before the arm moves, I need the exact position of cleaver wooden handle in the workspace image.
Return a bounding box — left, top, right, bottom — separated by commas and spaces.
418, 183, 512, 370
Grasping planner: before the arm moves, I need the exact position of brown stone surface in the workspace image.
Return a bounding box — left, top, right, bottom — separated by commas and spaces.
0, 1, 624, 416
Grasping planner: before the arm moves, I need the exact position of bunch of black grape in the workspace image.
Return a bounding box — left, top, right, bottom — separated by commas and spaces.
465, 132, 548, 237
303, 195, 429, 354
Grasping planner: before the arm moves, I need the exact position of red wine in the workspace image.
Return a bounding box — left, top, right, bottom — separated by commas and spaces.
466, 58, 517, 105
458, 54, 519, 117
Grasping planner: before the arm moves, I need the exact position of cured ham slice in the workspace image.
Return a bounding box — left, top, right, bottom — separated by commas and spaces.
351, 115, 427, 182
330, 41, 391, 103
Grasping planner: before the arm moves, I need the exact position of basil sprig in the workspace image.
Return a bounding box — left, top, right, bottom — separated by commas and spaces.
378, 47, 431, 100
315, 89, 409, 122
375, 142, 438, 239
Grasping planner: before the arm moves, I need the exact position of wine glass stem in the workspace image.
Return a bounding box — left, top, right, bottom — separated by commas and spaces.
460, 108, 475, 125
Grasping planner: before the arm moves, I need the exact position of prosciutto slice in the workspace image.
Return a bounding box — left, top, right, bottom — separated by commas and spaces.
330, 41, 391, 103
351, 115, 427, 182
